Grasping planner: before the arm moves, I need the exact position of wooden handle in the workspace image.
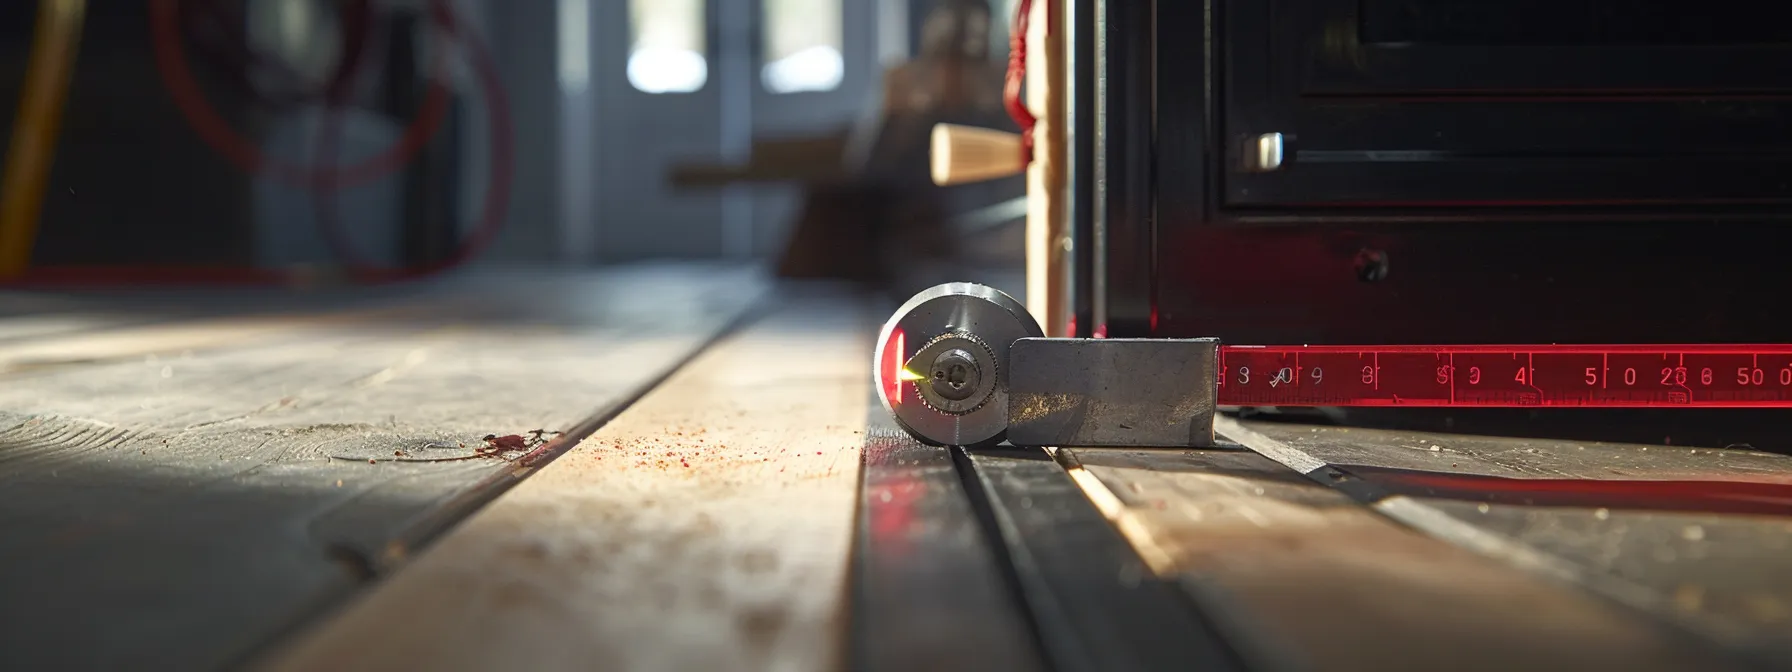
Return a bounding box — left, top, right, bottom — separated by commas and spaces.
930, 124, 1024, 186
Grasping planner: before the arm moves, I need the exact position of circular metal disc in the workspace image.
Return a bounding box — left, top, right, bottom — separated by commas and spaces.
873, 283, 1043, 446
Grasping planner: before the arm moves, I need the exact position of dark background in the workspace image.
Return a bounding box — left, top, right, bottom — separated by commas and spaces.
0, 0, 1022, 270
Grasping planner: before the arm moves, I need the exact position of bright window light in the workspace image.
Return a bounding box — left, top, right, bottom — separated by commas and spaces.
763, 45, 844, 93
628, 0, 707, 93
762, 0, 843, 93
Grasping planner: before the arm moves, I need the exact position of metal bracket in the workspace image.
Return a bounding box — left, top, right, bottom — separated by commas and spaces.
1007, 338, 1220, 448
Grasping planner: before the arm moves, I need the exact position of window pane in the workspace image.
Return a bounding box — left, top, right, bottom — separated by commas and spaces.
762, 0, 843, 93
558, 0, 590, 93
628, 0, 707, 93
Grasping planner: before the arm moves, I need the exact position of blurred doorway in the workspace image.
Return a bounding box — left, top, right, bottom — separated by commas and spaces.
584, 0, 875, 261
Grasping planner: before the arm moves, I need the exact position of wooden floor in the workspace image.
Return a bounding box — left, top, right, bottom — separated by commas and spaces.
265, 287, 875, 672
1213, 417, 1792, 666
0, 264, 765, 671
3, 265, 1790, 671
1070, 448, 1720, 671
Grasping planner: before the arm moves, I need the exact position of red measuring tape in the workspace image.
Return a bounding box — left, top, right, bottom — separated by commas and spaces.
1218, 345, 1792, 408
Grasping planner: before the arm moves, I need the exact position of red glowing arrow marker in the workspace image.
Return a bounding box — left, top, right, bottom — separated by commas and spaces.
882, 329, 906, 405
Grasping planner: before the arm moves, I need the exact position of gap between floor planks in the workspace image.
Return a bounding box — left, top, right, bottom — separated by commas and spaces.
261, 295, 875, 672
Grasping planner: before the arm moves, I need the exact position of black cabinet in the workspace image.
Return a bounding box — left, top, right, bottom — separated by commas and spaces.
1224, 0, 1792, 207
1078, 0, 1792, 346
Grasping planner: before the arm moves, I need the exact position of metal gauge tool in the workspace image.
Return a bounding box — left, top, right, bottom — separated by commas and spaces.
876, 283, 1792, 447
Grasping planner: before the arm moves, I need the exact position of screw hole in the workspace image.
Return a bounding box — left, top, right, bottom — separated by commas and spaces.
1353, 248, 1389, 283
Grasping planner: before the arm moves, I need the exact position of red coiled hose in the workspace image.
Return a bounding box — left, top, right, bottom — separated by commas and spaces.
1003, 0, 1038, 164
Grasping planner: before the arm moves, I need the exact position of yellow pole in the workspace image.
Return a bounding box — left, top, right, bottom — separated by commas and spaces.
0, 0, 87, 277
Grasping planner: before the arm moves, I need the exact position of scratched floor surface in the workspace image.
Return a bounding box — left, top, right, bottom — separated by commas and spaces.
265, 286, 876, 672
0, 263, 766, 671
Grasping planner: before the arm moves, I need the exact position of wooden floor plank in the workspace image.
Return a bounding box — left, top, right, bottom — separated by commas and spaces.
0, 265, 763, 671
0, 280, 450, 352
0, 305, 436, 376
263, 289, 874, 672
1217, 417, 1792, 664
1068, 447, 1740, 672
0, 312, 137, 344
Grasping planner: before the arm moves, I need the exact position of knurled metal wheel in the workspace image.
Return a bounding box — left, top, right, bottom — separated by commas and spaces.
873, 283, 1042, 446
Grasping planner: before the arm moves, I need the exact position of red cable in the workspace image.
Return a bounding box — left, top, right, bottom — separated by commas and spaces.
1004, 0, 1038, 164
